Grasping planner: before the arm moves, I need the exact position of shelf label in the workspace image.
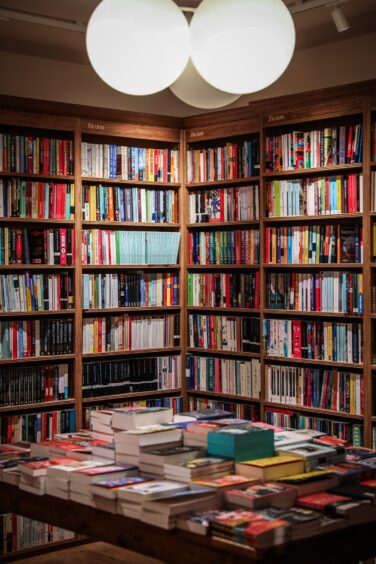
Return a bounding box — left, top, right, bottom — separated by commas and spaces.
267, 114, 286, 123
190, 130, 204, 138
87, 122, 105, 131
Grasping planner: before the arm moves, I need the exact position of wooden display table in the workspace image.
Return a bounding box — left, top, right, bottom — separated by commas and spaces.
1, 483, 376, 563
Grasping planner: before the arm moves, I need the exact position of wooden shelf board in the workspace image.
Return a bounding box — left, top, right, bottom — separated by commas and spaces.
82, 221, 180, 229
82, 264, 180, 270
0, 172, 75, 180
0, 354, 75, 365
83, 347, 181, 359
0, 309, 75, 318
263, 263, 362, 269
186, 176, 260, 189
263, 309, 363, 319
187, 264, 259, 270
187, 348, 260, 358
0, 537, 89, 563
187, 307, 260, 314
82, 388, 182, 404
187, 220, 259, 228
0, 399, 76, 413
263, 401, 364, 420
83, 306, 180, 314
264, 356, 363, 369
82, 177, 180, 188
263, 164, 363, 177
187, 390, 261, 403
264, 213, 362, 223
0, 264, 75, 270
0, 217, 75, 225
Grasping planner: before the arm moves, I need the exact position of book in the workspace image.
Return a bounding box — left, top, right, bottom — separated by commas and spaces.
225, 482, 297, 509
164, 457, 234, 483
70, 464, 138, 486
235, 455, 304, 481
90, 476, 154, 499
193, 475, 258, 491
117, 480, 189, 503
297, 492, 373, 520
177, 510, 225, 535
207, 426, 274, 462
260, 506, 321, 541
277, 443, 342, 470
276, 470, 340, 496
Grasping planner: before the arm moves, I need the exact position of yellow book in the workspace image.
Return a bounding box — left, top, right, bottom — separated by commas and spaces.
89, 185, 96, 221
350, 373, 356, 414
235, 455, 304, 481
108, 187, 114, 222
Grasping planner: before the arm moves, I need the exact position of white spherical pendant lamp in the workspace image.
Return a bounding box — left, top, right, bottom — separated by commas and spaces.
190, 0, 296, 95
86, 0, 190, 96
169, 59, 241, 109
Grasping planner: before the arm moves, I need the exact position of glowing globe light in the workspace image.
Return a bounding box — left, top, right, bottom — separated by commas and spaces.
86, 0, 190, 96
170, 59, 241, 109
190, 0, 296, 95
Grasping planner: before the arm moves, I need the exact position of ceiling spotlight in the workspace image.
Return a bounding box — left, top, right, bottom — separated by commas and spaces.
331, 5, 350, 33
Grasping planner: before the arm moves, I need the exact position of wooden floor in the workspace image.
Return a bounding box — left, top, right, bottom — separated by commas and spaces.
12, 542, 164, 563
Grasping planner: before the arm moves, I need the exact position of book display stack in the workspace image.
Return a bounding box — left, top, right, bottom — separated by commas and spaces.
1, 81, 376, 560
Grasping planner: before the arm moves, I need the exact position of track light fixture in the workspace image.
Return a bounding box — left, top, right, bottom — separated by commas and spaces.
331, 4, 350, 33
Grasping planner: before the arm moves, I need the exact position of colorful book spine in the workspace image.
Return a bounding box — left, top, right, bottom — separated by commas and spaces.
81, 143, 179, 183
82, 355, 181, 398
81, 230, 180, 265
0, 180, 75, 219
265, 124, 363, 172
187, 272, 259, 309
266, 271, 363, 314
186, 354, 261, 399
188, 185, 259, 223
188, 229, 259, 265
0, 272, 74, 312
82, 185, 177, 223
82, 314, 180, 353
0, 409, 75, 443
188, 314, 260, 353
264, 224, 363, 264
266, 174, 363, 217
0, 134, 74, 176
263, 319, 362, 364
0, 319, 73, 358
187, 139, 259, 183
82, 272, 179, 309
0, 228, 75, 265
0, 363, 70, 407
265, 364, 363, 415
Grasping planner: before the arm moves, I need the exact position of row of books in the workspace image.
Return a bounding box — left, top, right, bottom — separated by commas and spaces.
0, 319, 73, 359
186, 355, 261, 399
188, 229, 259, 265
265, 124, 363, 171
188, 397, 259, 421
265, 175, 363, 217
82, 230, 180, 265
82, 185, 177, 224
187, 272, 260, 309
0, 409, 75, 443
188, 315, 260, 353
186, 139, 259, 183
82, 356, 181, 398
265, 365, 363, 415
263, 319, 362, 364
0, 272, 74, 312
188, 186, 259, 223
0, 228, 75, 266
0, 513, 74, 554
0, 180, 75, 219
0, 364, 70, 407
0, 134, 74, 176
264, 409, 363, 445
265, 224, 362, 264
372, 171, 376, 210
82, 272, 179, 309
266, 271, 363, 314
82, 315, 180, 354
81, 143, 179, 183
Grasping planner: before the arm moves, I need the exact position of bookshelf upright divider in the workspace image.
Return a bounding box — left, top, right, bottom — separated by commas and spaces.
74, 119, 83, 428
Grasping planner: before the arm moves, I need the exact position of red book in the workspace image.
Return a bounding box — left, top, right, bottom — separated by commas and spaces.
297, 492, 351, 511
210, 315, 215, 349
59, 228, 67, 266
220, 190, 225, 222
265, 228, 270, 263
346, 126, 353, 163
12, 321, 17, 358
98, 317, 102, 352
15, 229, 22, 264
292, 320, 302, 358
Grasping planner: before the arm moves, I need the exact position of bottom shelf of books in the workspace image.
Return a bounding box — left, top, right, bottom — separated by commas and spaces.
2, 406, 376, 563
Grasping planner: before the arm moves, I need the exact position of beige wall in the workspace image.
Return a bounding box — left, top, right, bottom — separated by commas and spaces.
0, 31, 375, 117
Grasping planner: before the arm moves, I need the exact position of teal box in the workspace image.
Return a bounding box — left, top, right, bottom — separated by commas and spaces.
207, 427, 275, 462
